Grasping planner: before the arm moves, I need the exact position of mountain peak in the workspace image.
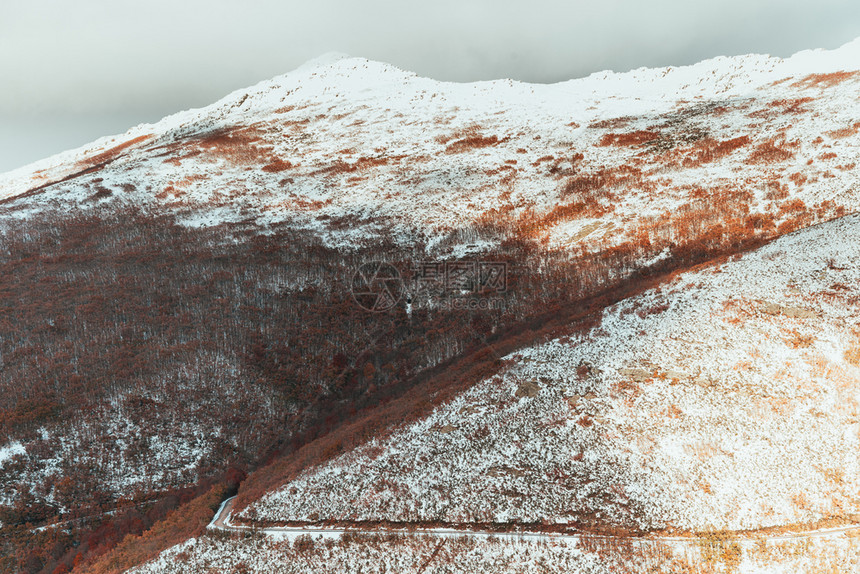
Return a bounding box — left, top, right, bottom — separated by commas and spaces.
293, 51, 354, 72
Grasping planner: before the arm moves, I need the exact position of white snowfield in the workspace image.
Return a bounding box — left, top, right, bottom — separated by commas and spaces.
0, 39, 857, 250
246, 213, 860, 533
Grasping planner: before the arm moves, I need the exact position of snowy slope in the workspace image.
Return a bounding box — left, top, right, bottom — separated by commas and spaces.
130, 531, 860, 574
0, 39, 858, 250
246, 213, 860, 532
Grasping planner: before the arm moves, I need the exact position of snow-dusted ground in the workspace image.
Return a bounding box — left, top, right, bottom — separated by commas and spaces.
0, 442, 25, 509
246, 213, 860, 533
0, 441, 25, 466
0, 354, 283, 515
131, 528, 860, 574
132, 532, 631, 574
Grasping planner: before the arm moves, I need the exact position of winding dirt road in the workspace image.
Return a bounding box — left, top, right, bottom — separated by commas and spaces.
208, 496, 860, 546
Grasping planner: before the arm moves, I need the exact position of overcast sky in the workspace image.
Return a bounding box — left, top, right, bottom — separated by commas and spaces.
1, 0, 859, 173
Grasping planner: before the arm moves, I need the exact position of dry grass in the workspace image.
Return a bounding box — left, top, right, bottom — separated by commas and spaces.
746, 139, 796, 164
588, 116, 633, 129
185, 124, 272, 165
77, 135, 154, 170
446, 134, 505, 154
598, 130, 661, 147
770, 97, 815, 114
825, 123, 860, 139
262, 159, 294, 172
680, 135, 751, 167
792, 70, 859, 89
845, 340, 860, 367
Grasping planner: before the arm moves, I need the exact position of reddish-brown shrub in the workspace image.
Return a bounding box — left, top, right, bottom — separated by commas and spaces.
78, 135, 154, 170
746, 140, 795, 164
446, 135, 505, 153
825, 125, 859, 139
597, 130, 660, 147
789, 172, 807, 187
792, 71, 859, 89
768, 97, 814, 114
262, 159, 293, 172
681, 136, 751, 166
186, 124, 269, 165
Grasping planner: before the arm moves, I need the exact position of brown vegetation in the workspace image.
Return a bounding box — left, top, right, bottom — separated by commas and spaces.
78, 484, 227, 574
746, 139, 796, 164
792, 70, 859, 89
598, 130, 661, 147
186, 124, 271, 165
826, 123, 860, 139
0, 475, 239, 574
77, 135, 154, 170
446, 134, 506, 154
679, 136, 751, 167
588, 117, 633, 130
261, 159, 293, 172
767, 97, 814, 114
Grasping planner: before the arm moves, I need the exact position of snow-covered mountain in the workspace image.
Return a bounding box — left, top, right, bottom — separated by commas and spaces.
2, 38, 859, 250
1, 38, 860, 574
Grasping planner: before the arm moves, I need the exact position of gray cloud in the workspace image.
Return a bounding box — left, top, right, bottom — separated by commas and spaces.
1, 0, 859, 172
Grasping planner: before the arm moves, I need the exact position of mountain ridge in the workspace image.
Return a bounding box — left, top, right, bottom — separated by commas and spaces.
2, 36, 858, 197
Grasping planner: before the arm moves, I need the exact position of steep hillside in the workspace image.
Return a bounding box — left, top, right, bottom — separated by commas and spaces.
244, 212, 860, 534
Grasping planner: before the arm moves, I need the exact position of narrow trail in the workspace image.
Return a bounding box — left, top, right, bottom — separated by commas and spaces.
208, 497, 860, 547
